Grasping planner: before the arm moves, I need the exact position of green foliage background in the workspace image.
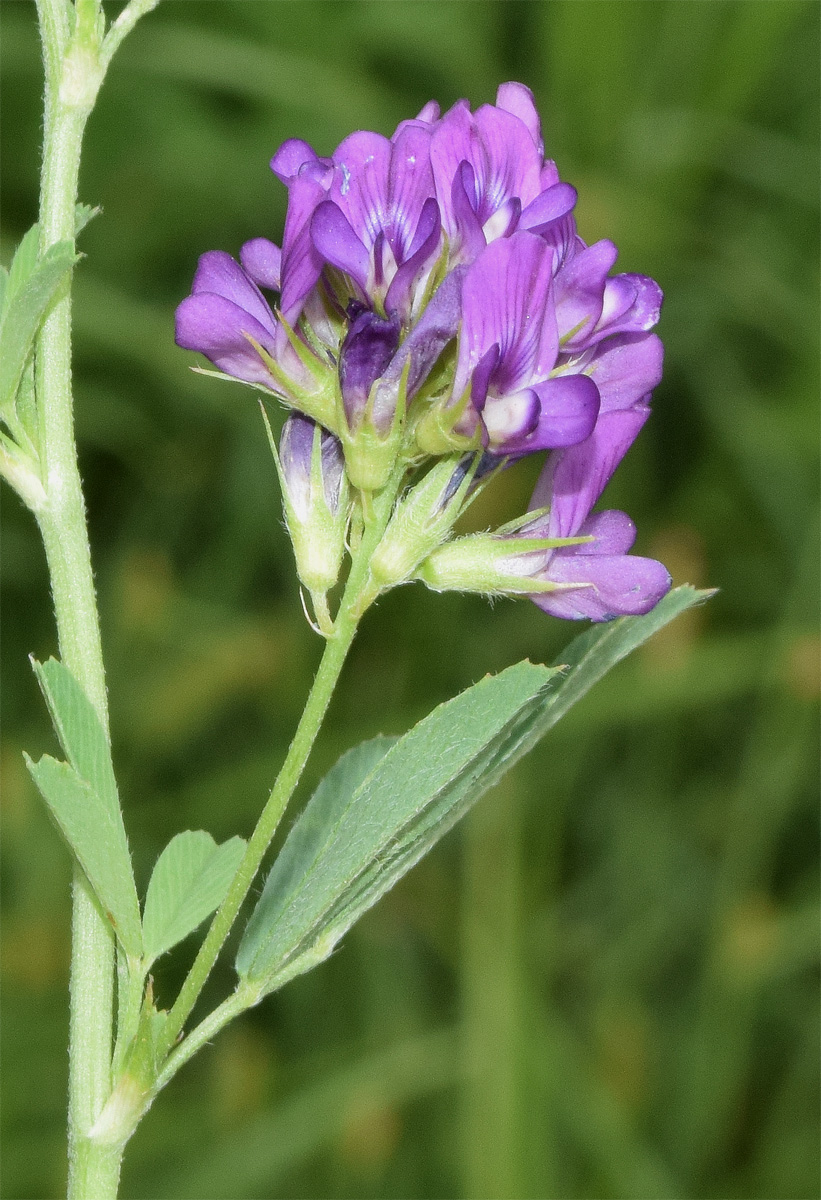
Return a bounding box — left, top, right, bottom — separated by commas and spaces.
1, 2, 818, 1197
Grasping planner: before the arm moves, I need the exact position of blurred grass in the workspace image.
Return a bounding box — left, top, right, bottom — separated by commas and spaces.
1, 2, 818, 1198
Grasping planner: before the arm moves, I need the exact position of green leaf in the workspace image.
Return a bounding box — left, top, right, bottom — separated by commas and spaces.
0, 239, 78, 413
0, 266, 8, 322
237, 660, 559, 986
142, 830, 246, 965
28, 657, 142, 956
237, 586, 711, 992
6, 224, 41, 299
75, 203, 101, 236
25, 755, 143, 957
32, 657, 118, 816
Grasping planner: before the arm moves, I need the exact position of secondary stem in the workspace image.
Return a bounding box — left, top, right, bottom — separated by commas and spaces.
157, 472, 403, 1060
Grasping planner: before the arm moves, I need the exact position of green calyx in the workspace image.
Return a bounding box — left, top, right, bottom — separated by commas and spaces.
339, 359, 409, 494
367, 453, 479, 593
417, 530, 594, 597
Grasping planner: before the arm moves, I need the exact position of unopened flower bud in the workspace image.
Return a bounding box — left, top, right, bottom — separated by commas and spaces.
337, 306, 404, 493
368, 453, 485, 592
277, 414, 349, 595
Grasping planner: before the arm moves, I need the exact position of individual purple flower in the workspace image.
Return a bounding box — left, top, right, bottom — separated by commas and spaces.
552, 237, 663, 354
444, 231, 600, 453
309, 123, 441, 323
174, 249, 339, 429
518, 407, 671, 620
175, 251, 282, 389
430, 83, 578, 266
417, 407, 670, 621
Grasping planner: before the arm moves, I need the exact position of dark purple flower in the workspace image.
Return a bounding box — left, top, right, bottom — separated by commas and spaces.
338, 305, 401, 432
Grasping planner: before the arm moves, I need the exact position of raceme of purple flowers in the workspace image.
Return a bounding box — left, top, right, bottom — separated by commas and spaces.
175, 83, 670, 622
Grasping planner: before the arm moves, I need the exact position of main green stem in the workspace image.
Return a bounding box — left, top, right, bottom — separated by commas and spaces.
33, 2, 155, 1196
157, 476, 402, 1060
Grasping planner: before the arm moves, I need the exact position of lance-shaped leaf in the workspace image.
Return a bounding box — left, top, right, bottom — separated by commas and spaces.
237, 660, 558, 987
142, 830, 247, 966
26, 658, 142, 956
237, 586, 710, 994
6, 225, 41, 302
26, 756, 143, 956
0, 238, 78, 413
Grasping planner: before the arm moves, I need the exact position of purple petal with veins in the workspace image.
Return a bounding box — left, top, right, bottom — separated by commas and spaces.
329, 130, 392, 249
454, 231, 557, 401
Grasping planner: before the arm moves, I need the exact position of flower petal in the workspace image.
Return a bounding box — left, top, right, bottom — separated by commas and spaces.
279, 174, 329, 323
531, 405, 650, 537
554, 239, 618, 347
571, 509, 636, 556
587, 332, 663, 412
520, 182, 577, 233
310, 201, 370, 293
270, 138, 325, 183
384, 197, 441, 320
497, 373, 600, 453
174, 293, 279, 387
449, 162, 487, 262
596, 273, 662, 340
387, 123, 436, 261
191, 251, 276, 333
454, 231, 557, 400
240, 238, 282, 292
330, 130, 392, 249
532, 552, 672, 621
495, 82, 544, 154
472, 102, 544, 214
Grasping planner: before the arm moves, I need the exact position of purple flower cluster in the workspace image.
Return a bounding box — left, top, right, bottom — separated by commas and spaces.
176, 83, 670, 621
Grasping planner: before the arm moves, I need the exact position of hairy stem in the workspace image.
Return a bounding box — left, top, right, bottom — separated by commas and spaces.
157, 471, 404, 1061
32, 1, 159, 1194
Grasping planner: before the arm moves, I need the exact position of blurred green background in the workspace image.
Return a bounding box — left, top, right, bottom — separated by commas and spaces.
1, 2, 819, 1197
